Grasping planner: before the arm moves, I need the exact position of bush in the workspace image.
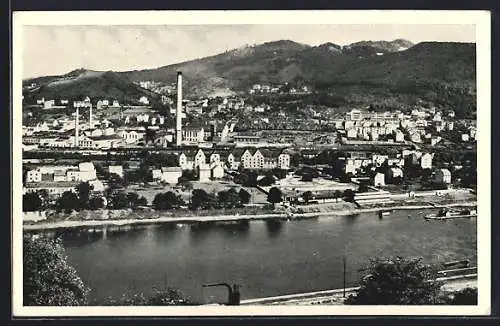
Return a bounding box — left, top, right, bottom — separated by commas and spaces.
153, 191, 184, 210
447, 287, 477, 305
345, 256, 443, 305
101, 288, 196, 306
88, 196, 105, 210
238, 189, 251, 204
23, 192, 42, 212
56, 191, 80, 213
23, 235, 90, 305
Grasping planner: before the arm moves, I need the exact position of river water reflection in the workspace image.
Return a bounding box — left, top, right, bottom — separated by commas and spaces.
35, 209, 477, 304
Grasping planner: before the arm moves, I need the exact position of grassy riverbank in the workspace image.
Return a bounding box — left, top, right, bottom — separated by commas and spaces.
23, 198, 478, 231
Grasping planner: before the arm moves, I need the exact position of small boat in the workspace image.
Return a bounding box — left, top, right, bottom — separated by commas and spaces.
424, 208, 477, 220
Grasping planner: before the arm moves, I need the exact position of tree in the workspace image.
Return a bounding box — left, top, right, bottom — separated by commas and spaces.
345, 256, 443, 305
108, 191, 129, 209
267, 187, 283, 207
36, 189, 50, 209
447, 287, 477, 305
23, 192, 42, 212
106, 173, 125, 194
358, 180, 370, 193
56, 191, 80, 213
238, 189, 251, 205
334, 190, 342, 203
127, 192, 141, 208
76, 182, 93, 209
153, 191, 184, 210
136, 196, 148, 207
339, 173, 352, 183
302, 191, 313, 205
243, 171, 258, 187
217, 188, 241, 209
147, 288, 195, 305
301, 173, 314, 182
258, 175, 276, 186
190, 189, 215, 210
102, 288, 195, 306
181, 169, 198, 181
177, 176, 193, 190
23, 235, 90, 305
342, 189, 356, 203
88, 196, 105, 210
273, 169, 287, 180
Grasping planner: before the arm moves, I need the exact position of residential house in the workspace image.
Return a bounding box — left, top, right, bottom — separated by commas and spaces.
23, 182, 79, 196
372, 154, 388, 167
89, 179, 105, 192
138, 96, 149, 105
182, 127, 205, 144
394, 130, 405, 142
66, 162, 97, 182
346, 128, 357, 139
373, 172, 385, 187
178, 150, 197, 170
88, 134, 122, 149
420, 153, 433, 169
194, 149, 207, 168
53, 170, 67, 182
386, 167, 404, 181
108, 165, 124, 178
278, 153, 290, 170
26, 169, 42, 183
198, 164, 211, 182
434, 169, 452, 184
118, 129, 145, 144
152, 169, 163, 181
211, 163, 225, 179
160, 167, 182, 184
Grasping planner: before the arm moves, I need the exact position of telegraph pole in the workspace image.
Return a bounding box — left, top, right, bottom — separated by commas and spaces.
343, 255, 347, 297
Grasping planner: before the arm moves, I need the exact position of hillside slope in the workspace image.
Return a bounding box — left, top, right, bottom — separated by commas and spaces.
23, 69, 157, 104
23, 39, 476, 117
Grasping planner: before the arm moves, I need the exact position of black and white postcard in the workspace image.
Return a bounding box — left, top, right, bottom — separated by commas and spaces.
11, 10, 491, 316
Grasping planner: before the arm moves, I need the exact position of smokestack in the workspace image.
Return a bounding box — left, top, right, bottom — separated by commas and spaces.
89, 105, 93, 129
75, 107, 79, 147
176, 71, 183, 146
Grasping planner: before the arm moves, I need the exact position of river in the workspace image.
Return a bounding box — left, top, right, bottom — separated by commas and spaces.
30, 208, 477, 305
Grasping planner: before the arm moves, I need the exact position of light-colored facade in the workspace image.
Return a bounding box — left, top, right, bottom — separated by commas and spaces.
198, 164, 211, 182
374, 172, 385, 186
108, 165, 124, 178
26, 169, 42, 183
160, 167, 182, 184
420, 153, 433, 169
434, 169, 452, 184
211, 164, 224, 179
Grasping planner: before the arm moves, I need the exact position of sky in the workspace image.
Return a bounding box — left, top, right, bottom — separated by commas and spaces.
22, 24, 476, 79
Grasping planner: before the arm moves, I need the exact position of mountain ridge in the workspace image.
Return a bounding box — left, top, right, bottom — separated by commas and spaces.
22, 39, 476, 117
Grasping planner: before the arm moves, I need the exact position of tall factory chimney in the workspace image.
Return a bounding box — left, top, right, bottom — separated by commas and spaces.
75, 107, 79, 147
89, 105, 93, 129
175, 71, 183, 146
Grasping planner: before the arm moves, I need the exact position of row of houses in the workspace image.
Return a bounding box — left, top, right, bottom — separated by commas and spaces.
372, 167, 452, 187
23, 162, 107, 195
176, 148, 291, 171
338, 150, 434, 176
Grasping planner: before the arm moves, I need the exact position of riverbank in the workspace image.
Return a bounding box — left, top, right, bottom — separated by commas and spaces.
23, 199, 477, 231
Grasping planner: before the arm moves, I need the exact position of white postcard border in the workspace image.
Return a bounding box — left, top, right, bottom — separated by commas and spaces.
12, 9, 491, 317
